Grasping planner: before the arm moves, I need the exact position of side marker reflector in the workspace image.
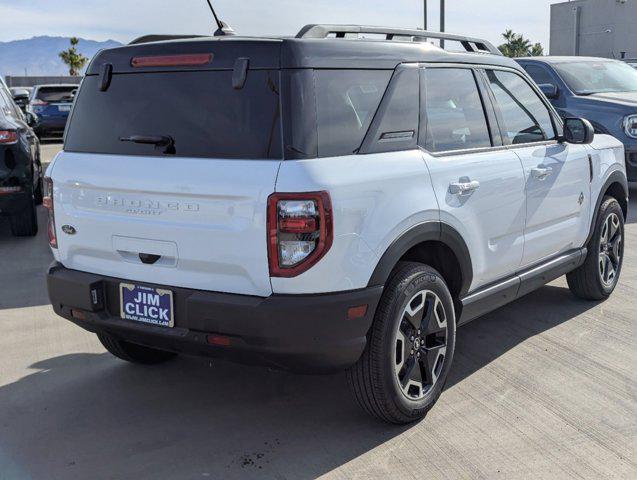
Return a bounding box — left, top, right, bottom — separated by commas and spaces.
207, 335, 231, 347
347, 305, 368, 320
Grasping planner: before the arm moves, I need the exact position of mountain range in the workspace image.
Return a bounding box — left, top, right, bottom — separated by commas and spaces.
0, 36, 123, 78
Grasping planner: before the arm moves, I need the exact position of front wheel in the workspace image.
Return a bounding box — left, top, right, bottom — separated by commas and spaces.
567, 197, 625, 301
348, 262, 456, 424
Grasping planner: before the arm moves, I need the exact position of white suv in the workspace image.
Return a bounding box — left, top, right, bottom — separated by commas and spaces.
45, 25, 628, 424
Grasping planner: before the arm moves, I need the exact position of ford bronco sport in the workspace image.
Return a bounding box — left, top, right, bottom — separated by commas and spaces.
46, 25, 628, 424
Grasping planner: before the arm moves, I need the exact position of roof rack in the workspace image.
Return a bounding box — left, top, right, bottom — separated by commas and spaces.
296, 25, 502, 56
129, 35, 206, 45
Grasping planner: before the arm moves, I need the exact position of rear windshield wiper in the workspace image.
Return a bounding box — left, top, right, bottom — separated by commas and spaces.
119, 135, 175, 154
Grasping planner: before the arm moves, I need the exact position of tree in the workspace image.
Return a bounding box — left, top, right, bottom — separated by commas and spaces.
530, 43, 545, 57
498, 29, 544, 58
59, 37, 88, 76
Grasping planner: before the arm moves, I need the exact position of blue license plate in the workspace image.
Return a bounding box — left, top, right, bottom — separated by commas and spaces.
119, 283, 174, 328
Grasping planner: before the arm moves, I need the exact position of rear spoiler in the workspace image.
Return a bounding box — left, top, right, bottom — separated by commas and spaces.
129, 35, 207, 45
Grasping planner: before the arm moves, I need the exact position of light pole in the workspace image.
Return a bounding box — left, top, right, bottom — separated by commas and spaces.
440, 0, 446, 48
424, 0, 428, 30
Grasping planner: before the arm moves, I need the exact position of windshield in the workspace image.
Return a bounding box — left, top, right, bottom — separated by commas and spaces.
553, 61, 637, 95
35, 86, 77, 103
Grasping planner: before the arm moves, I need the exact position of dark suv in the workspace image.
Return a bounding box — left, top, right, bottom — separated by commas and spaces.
517, 57, 637, 181
0, 82, 42, 236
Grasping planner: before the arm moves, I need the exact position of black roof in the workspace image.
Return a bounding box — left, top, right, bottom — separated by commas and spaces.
88, 26, 520, 75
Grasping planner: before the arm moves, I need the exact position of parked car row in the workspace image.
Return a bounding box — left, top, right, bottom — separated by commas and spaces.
9, 84, 77, 138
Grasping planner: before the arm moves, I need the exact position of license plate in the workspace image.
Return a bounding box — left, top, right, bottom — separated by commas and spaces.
119, 283, 174, 328
58, 105, 71, 112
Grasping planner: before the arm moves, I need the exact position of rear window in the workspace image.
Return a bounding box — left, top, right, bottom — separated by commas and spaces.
35, 86, 76, 102
314, 70, 391, 157
65, 71, 282, 159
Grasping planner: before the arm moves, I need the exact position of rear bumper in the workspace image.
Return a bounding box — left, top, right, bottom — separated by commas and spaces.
34, 115, 68, 135
46, 262, 382, 373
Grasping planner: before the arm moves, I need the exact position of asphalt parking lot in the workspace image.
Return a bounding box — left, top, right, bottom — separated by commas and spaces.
1, 142, 635, 480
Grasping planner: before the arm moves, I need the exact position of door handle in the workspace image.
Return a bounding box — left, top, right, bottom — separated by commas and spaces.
449, 179, 480, 196
531, 166, 553, 180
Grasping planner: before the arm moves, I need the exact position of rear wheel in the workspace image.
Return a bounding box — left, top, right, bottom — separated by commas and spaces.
9, 196, 38, 237
34, 175, 43, 205
348, 262, 456, 424
98, 332, 177, 365
567, 196, 624, 300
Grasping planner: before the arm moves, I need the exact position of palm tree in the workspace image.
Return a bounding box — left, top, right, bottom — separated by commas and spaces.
59, 37, 89, 76
530, 43, 545, 57
498, 29, 544, 58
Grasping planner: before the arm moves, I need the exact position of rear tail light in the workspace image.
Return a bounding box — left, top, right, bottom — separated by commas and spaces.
0, 130, 18, 144
31, 99, 48, 106
43, 177, 57, 249
267, 192, 333, 277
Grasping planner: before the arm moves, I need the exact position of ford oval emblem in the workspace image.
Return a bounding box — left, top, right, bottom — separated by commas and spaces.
61, 225, 77, 235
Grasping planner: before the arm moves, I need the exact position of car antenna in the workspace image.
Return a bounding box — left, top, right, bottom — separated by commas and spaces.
205, 0, 235, 36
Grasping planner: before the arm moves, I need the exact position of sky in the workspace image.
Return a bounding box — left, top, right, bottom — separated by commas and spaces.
0, 0, 559, 48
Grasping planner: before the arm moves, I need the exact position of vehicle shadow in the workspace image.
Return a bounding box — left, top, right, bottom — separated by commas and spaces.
0, 206, 53, 310
0, 284, 599, 480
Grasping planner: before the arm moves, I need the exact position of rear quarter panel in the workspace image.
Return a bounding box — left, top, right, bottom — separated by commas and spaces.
273, 150, 439, 294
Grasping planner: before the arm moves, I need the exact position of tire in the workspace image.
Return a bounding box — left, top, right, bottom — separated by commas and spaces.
97, 332, 177, 365
567, 196, 625, 301
348, 262, 456, 424
9, 198, 38, 237
34, 176, 43, 206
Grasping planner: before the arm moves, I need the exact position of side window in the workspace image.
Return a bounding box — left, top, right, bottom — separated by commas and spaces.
525, 65, 555, 86
486, 70, 556, 145
314, 70, 392, 157
0, 87, 21, 119
360, 65, 420, 154
421, 68, 492, 153
0, 88, 11, 116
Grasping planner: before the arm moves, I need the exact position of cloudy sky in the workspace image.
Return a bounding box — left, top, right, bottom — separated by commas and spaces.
0, 0, 558, 47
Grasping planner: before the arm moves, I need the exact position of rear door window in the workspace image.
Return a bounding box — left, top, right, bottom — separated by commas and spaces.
421, 68, 492, 153
65, 70, 282, 159
485, 69, 556, 145
35, 86, 77, 103
314, 70, 391, 157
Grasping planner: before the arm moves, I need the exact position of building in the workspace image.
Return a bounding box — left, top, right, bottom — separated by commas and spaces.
3, 76, 82, 88
550, 0, 637, 59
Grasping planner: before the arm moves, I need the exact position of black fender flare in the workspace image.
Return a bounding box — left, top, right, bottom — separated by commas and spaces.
586, 170, 629, 245
367, 221, 473, 297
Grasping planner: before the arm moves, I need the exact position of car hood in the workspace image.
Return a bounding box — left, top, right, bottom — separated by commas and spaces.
582, 91, 637, 108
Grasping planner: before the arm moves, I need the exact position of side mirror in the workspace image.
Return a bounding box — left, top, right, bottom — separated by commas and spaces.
25, 112, 36, 127
562, 117, 594, 145
538, 83, 559, 99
